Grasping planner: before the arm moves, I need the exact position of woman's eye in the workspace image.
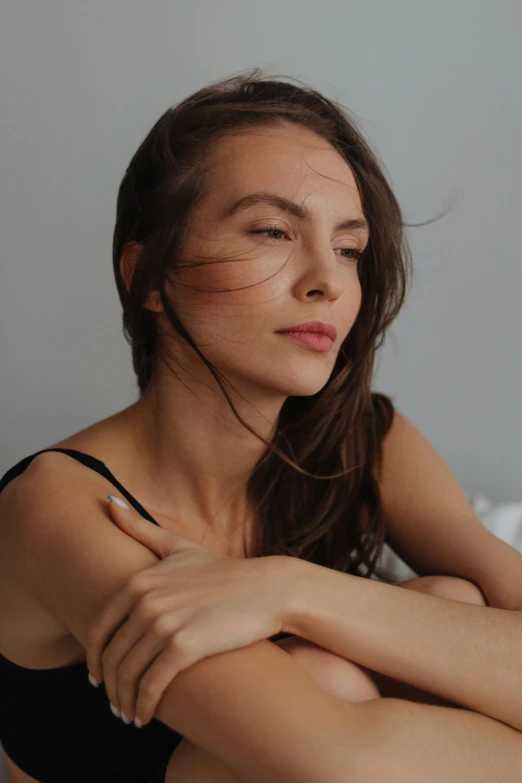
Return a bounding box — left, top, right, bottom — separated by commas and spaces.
250, 226, 288, 240
249, 226, 363, 264
337, 247, 364, 263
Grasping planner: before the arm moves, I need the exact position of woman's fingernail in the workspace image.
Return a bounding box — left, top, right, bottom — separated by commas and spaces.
107, 495, 129, 509
110, 702, 121, 718
88, 672, 100, 688
134, 716, 143, 729
121, 711, 131, 724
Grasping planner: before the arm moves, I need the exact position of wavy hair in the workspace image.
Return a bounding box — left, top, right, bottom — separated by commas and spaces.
112, 67, 437, 583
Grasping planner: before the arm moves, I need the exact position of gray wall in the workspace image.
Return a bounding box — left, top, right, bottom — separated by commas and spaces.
1, 0, 521, 508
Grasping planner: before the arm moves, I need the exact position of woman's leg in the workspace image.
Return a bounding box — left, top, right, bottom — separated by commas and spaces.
272, 633, 382, 701
398, 574, 487, 605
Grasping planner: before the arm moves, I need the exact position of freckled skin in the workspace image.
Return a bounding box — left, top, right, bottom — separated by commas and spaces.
117, 122, 368, 541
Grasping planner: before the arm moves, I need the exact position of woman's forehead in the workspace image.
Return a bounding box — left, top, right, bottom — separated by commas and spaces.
206, 129, 363, 220
212, 125, 358, 186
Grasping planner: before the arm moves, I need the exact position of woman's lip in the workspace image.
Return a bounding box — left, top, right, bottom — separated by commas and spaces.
276, 331, 333, 352
275, 321, 337, 341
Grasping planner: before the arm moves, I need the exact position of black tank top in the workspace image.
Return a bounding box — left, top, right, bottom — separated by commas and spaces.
0, 448, 185, 782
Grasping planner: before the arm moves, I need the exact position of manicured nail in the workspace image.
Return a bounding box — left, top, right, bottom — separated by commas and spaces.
110, 702, 121, 718
107, 495, 129, 509
134, 717, 143, 729
88, 672, 100, 688
121, 711, 131, 724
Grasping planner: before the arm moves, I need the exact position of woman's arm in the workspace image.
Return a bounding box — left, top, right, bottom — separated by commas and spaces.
0, 451, 370, 783
4, 452, 522, 782
283, 556, 522, 733
153, 655, 522, 783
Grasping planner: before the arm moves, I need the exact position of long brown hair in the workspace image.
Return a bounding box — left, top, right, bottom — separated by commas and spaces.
112, 67, 434, 582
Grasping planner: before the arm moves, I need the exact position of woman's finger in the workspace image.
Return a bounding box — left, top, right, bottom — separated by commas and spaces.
86, 576, 147, 684
107, 495, 199, 558
88, 494, 188, 685
134, 641, 194, 728
115, 631, 172, 725
100, 602, 159, 715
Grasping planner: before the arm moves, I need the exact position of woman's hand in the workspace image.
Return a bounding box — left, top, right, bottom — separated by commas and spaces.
86, 496, 297, 728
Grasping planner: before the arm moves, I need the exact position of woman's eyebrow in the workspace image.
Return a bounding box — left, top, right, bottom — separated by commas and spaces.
220, 191, 369, 235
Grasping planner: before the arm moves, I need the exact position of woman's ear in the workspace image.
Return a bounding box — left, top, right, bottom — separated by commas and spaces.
144, 290, 163, 313
119, 243, 163, 313
119, 242, 141, 296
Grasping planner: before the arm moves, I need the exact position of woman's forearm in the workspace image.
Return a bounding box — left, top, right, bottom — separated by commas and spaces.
160, 698, 522, 783
340, 696, 522, 782
282, 556, 522, 732
165, 686, 522, 783
154, 634, 522, 783
153, 637, 370, 783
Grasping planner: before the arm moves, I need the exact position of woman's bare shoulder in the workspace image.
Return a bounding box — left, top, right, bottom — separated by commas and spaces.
0, 448, 160, 650
0, 404, 136, 508
0, 447, 108, 512
0, 452, 110, 667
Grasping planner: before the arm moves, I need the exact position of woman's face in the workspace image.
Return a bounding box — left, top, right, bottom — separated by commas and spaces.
160, 122, 370, 399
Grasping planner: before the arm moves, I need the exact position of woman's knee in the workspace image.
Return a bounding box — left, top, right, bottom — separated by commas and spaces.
162, 737, 243, 783
398, 575, 487, 605
273, 635, 381, 703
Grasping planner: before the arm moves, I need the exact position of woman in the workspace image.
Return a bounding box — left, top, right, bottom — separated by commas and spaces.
1, 68, 522, 782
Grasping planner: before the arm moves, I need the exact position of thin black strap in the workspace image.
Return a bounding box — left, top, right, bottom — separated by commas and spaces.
0, 448, 160, 526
